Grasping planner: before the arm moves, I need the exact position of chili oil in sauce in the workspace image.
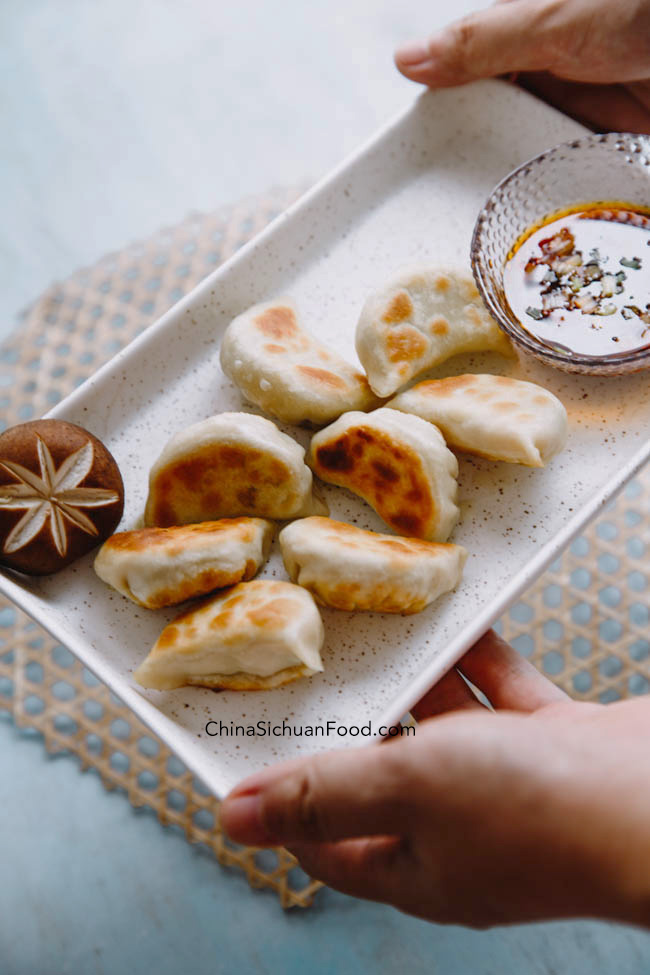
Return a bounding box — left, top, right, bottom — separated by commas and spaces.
503, 203, 650, 357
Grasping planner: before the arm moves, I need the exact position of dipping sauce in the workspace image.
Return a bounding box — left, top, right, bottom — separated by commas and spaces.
503, 203, 650, 357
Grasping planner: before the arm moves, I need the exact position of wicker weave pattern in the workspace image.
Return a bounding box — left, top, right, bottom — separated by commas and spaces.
0, 188, 648, 908
499, 480, 650, 701
0, 189, 322, 908
0, 604, 320, 908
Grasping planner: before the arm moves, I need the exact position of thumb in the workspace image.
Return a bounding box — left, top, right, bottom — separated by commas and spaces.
395, 1, 555, 87
220, 742, 412, 847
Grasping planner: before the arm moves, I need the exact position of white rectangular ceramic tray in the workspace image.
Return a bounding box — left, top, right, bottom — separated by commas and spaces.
4, 80, 650, 797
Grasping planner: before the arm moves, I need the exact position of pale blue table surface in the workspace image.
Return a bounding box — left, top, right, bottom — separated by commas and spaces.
3, 715, 650, 975
3, 2, 650, 971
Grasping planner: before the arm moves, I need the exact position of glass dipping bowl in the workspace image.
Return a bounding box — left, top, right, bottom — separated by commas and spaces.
471, 132, 650, 376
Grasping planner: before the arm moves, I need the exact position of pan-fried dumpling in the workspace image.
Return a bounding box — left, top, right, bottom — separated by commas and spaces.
388, 374, 568, 467
280, 517, 467, 614
94, 518, 274, 609
355, 266, 513, 397
220, 298, 379, 425
309, 408, 459, 541
144, 413, 326, 527
134, 580, 325, 691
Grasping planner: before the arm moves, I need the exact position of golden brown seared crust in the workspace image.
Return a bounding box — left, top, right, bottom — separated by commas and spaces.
0, 419, 124, 576
289, 516, 447, 556
295, 365, 348, 390
387, 373, 568, 467
134, 579, 325, 691
184, 663, 312, 691
103, 518, 260, 551
429, 317, 449, 336
382, 291, 413, 323
415, 375, 477, 396
311, 426, 434, 538
355, 266, 514, 398
155, 580, 314, 650
254, 305, 303, 342
303, 579, 429, 614
145, 444, 294, 527
96, 518, 273, 609
280, 516, 465, 613
138, 566, 255, 610
415, 375, 522, 397
385, 325, 429, 365
205, 594, 300, 636
220, 299, 381, 426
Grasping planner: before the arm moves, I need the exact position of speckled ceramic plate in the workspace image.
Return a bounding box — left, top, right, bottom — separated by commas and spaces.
3, 80, 650, 797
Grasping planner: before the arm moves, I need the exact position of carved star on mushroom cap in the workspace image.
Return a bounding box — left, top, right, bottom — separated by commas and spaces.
0, 436, 119, 556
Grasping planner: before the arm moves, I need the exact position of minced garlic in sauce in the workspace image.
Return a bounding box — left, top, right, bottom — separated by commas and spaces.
504, 203, 650, 356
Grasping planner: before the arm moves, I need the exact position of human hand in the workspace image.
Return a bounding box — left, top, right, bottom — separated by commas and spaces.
394, 0, 650, 134
220, 630, 650, 928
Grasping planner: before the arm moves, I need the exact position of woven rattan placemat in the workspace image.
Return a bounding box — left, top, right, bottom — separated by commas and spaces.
1, 189, 648, 908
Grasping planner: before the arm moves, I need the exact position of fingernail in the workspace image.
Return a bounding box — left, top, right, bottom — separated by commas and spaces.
395, 40, 429, 66
220, 793, 277, 846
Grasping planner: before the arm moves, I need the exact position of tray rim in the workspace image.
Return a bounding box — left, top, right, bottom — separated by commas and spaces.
3, 79, 649, 797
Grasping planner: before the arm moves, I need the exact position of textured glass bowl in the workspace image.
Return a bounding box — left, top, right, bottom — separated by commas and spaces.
471, 132, 650, 375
